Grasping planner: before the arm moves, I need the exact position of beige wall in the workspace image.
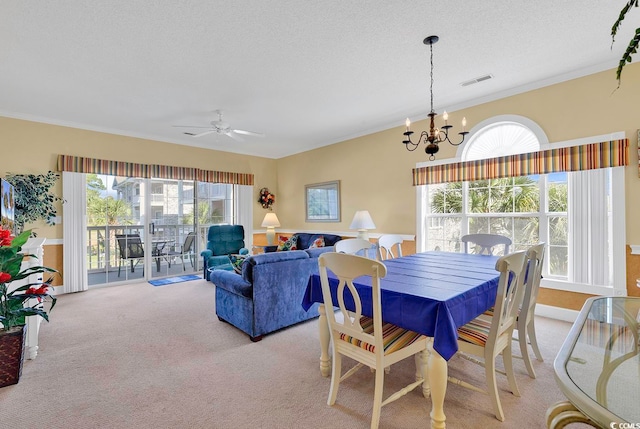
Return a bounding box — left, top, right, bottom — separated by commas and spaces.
276, 62, 640, 305
3, 62, 640, 307
0, 116, 277, 238
276, 63, 640, 240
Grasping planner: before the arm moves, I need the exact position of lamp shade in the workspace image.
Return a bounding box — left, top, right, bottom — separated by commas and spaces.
261, 212, 281, 227
349, 210, 376, 230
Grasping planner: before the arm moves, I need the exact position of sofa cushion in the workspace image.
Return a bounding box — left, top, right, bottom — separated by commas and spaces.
305, 246, 335, 259
295, 233, 342, 250
277, 235, 298, 251
309, 236, 325, 248
207, 225, 245, 256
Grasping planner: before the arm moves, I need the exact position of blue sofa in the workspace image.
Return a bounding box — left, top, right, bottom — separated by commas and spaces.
209, 246, 334, 341
263, 232, 343, 252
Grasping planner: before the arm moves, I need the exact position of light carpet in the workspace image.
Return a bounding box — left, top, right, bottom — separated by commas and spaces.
0, 279, 589, 428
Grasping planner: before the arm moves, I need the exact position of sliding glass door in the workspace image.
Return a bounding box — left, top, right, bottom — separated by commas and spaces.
86, 175, 196, 286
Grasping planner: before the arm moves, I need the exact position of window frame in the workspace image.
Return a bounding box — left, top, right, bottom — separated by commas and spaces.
416, 129, 627, 297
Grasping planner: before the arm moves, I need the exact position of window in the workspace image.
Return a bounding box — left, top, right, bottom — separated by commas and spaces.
196, 182, 234, 225
305, 180, 341, 222
418, 119, 625, 296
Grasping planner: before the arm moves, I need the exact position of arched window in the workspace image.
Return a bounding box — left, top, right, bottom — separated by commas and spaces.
417, 117, 627, 300
459, 114, 547, 161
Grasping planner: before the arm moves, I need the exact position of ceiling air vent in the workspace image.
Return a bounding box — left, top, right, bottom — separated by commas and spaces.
461, 74, 493, 87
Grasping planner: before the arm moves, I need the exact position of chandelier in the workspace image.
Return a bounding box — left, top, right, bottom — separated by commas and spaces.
402, 35, 468, 160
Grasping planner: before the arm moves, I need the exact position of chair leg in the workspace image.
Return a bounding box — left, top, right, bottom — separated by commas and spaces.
527, 319, 544, 362
371, 366, 385, 429
327, 352, 342, 406
503, 341, 521, 397
485, 354, 505, 422
519, 324, 537, 379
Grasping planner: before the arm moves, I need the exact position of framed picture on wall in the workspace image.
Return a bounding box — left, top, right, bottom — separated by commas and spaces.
305, 180, 340, 222
1, 179, 15, 233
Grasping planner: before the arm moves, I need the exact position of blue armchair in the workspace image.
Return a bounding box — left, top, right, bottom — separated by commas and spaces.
201, 225, 248, 279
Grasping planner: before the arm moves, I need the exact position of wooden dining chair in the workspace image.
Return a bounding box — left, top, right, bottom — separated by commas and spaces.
482, 243, 546, 379
318, 252, 428, 429
448, 250, 528, 422
461, 233, 512, 255
377, 234, 403, 260
335, 238, 376, 259
516, 242, 546, 378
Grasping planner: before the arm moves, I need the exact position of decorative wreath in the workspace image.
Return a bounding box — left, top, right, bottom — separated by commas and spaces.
258, 187, 275, 210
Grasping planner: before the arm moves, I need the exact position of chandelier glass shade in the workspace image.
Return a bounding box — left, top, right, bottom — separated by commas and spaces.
402, 35, 469, 160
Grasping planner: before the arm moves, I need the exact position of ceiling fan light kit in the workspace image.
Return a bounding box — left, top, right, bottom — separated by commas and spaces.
173, 110, 265, 142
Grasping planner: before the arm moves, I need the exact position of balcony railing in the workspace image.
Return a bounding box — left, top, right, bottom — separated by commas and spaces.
87, 224, 212, 273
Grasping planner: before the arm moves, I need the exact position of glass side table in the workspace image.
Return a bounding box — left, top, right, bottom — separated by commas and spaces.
547, 296, 640, 428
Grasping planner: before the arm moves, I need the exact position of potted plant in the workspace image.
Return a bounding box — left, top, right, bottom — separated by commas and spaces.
4, 171, 64, 235
612, 0, 640, 84
0, 226, 58, 387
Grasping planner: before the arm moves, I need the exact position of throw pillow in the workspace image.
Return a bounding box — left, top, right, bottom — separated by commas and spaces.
309, 236, 325, 249
277, 235, 298, 251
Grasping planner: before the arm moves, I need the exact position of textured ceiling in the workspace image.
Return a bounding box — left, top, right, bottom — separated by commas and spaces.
0, 1, 634, 159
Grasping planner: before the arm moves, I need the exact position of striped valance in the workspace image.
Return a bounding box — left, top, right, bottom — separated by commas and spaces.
57, 155, 150, 178
412, 139, 629, 186
57, 155, 254, 185
197, 169, 254, 186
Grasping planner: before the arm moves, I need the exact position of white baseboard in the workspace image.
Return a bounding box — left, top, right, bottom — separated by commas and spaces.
535, 304, 579, 323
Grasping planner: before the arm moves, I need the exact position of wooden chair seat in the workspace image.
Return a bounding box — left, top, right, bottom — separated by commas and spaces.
339, 316, 424, 355
457, 317, 492, 347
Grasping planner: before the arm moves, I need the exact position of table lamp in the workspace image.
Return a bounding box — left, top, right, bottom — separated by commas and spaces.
261, 212, 281, 246
349, 210, 376, 240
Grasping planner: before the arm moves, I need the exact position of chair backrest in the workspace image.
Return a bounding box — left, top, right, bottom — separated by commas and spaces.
318, 252, 388, 353
183, 231, 197, 252
461, 233, 512, 255
520, 243, 545, 325
335, 238, 375, 259
489, 250, 528, 343
115, 233, 144, 259
378, 234, 403, 260
207, 225, 245, 256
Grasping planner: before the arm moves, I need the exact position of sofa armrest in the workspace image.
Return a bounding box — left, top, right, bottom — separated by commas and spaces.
210, 270, 253, 298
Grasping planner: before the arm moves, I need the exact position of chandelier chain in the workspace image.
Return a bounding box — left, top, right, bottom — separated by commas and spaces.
429, 41, 434, 114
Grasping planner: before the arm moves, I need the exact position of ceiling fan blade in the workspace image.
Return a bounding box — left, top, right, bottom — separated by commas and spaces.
191, 130, 216, 138
225, 131, 244, 142
233, 129, 265, 137
172, 125, 212, 128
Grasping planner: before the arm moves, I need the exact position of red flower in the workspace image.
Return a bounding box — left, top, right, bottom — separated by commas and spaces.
0, 272, 11, 283
0, 228, 13, 246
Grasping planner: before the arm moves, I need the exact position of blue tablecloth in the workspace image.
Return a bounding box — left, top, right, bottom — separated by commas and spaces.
302, 251, 500, 361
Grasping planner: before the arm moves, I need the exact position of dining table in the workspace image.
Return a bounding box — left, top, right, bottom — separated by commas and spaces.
301, 251, 501, 429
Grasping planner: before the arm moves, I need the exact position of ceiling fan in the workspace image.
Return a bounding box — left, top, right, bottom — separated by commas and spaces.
173, 110, 265, 142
